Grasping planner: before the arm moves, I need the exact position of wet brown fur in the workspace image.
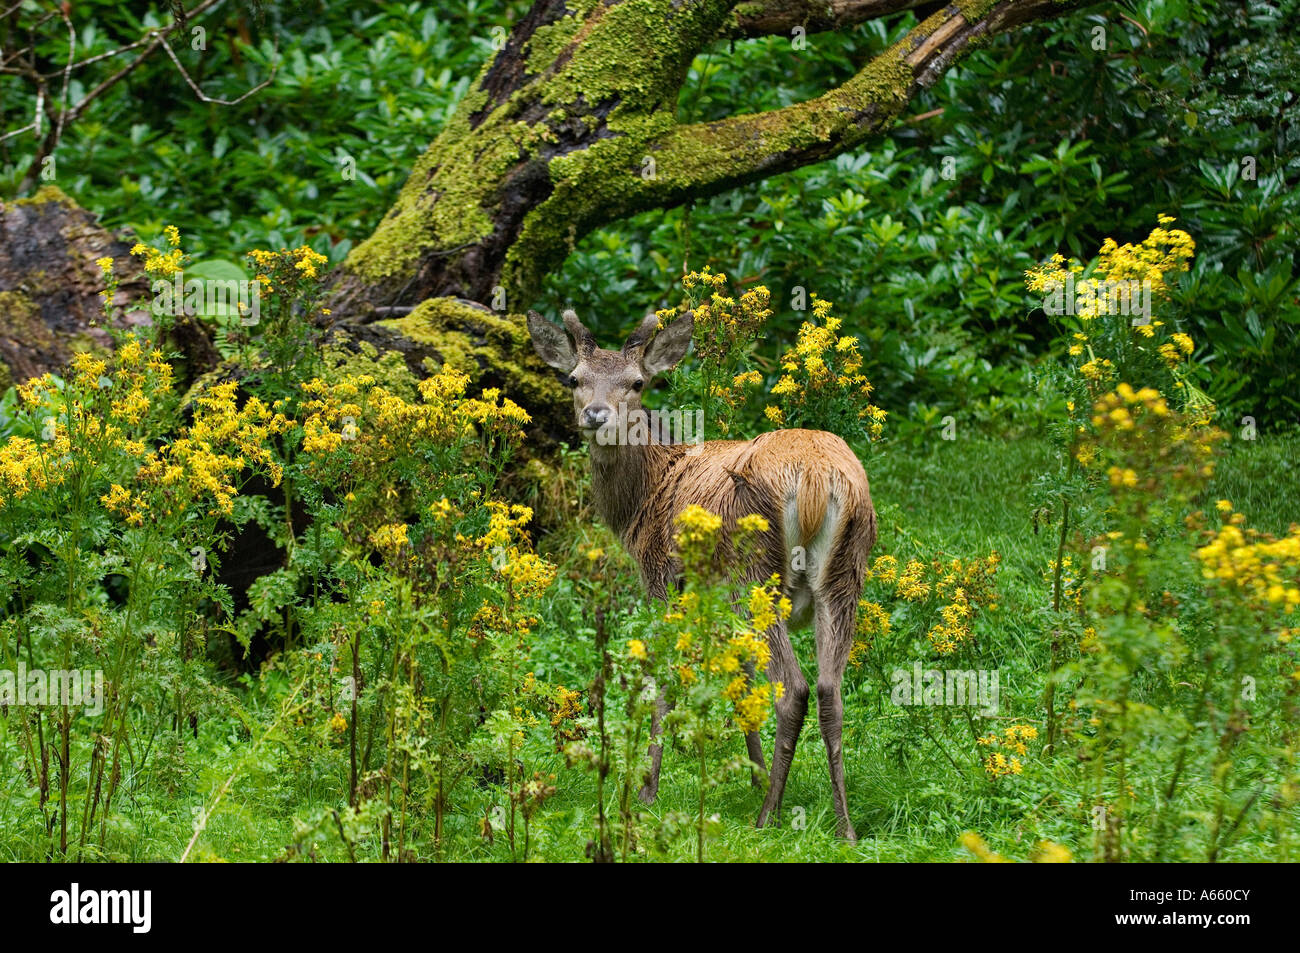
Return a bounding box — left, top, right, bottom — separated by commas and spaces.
527, 308, 877, 840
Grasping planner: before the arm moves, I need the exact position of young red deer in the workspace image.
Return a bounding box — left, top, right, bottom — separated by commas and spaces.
527, 308, 877, 840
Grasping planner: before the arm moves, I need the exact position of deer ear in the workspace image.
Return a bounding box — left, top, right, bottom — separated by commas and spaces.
527, 310, 578, 373
561, 308, 597, 358
641, 311, 694, 376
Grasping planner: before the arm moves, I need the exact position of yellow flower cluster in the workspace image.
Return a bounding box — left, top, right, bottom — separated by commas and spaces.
1024, 216, 1195, 317
474, 502, 557, 599
1158, 332, 1196, 368
134, 381, 290, 517
1195, 510, 1300, 610
130, 225, 184, 277
300, 366, 530, 463
675, 269, 771, 367
928, 593, 973, 655
895, 560, 930, 600
247, 245, 330, 292
467, 600, 532, 641
547, 684, 586, 749
767, 296, 886, 439
866, 554, 898, 584
978, 723, 1037, 778
2, 335, 189, 516
747, 575, 793, 633
862, 552, 999, 656
0, 432, 71, 508
680, 266, 729, 295
1094, 216, 1195, 295
369, 522, 409, 557
673, 503, 724, 564
1031, 219, 1214, 440
848, 600, 891, 666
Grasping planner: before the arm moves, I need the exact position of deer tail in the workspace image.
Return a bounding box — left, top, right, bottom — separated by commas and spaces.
795, 463, 831, 548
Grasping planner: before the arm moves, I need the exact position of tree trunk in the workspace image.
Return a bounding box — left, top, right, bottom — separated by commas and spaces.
325, 0, 1101, 318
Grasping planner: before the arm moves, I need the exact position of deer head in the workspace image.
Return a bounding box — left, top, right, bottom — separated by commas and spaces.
526, 308, 694, 438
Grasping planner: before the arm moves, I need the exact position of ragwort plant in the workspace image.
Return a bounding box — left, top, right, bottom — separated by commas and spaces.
0, 231, 285, 857
1027, 218, 1298, 860
290, 363, 563, 860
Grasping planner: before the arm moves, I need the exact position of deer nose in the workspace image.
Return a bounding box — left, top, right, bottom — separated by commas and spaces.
581, 405, 612, 429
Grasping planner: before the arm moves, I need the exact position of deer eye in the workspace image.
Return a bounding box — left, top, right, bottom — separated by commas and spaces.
632, 379, 644, 391
566, 374, 578, 388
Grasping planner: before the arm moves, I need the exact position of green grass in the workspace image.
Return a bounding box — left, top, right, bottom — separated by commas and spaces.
490, 430, 1300, 862
6, 431, 1294, 862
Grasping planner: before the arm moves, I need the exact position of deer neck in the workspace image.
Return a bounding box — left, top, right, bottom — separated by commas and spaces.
588, 439, 668, 538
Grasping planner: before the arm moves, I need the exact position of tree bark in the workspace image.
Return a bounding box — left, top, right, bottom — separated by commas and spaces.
0, 186, 217, 389
324, 0, 1103, 319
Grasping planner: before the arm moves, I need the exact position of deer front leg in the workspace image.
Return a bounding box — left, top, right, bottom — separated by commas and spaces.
756, 622, 808, 829
743, 659, 767, 787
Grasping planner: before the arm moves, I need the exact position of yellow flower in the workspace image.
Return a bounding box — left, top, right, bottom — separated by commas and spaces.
369, 522, 409, 557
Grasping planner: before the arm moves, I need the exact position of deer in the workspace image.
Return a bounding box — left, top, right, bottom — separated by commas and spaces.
527, 307, 877, 841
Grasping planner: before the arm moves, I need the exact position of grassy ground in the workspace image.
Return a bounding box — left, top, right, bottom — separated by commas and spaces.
6, 431, 1293, 862
508, 430, 1300, 862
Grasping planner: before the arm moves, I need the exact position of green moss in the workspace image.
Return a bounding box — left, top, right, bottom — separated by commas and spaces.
955, 0, 1001, 20
530, 0, 722, 110
379, 297, 567, 409
525, 12, 586, 73
0, 290, 62, 373
319, 334, 421, 400
345, 1, 733, 290
11, 184, 75, 207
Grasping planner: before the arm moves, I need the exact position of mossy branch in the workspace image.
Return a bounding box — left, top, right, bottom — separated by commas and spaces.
724, 0, 938, 39
332, 0, 1103, 309
638, 0, 1102, 206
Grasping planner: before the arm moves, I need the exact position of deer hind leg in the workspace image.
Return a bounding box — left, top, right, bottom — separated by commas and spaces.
756, 619, 808, 829
637, 690, 671, 804
814, 595, 858, 842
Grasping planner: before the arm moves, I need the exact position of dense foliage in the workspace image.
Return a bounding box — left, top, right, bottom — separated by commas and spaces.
0, 1, 1297, 862
4, 1, 1294, 421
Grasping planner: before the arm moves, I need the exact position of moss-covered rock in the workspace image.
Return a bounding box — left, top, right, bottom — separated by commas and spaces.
0, 186, 218, 389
